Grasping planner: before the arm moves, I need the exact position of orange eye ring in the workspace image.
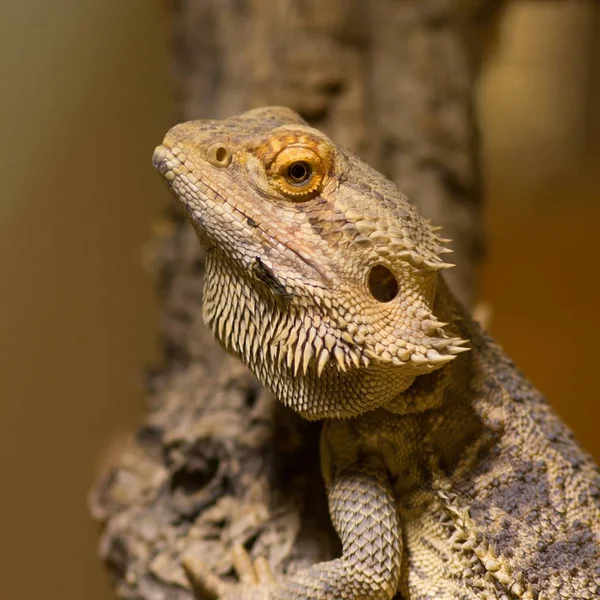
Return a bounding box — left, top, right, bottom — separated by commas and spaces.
269, 146, 325, 200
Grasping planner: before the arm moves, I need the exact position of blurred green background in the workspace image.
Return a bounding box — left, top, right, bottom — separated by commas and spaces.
1, 2, 599, 599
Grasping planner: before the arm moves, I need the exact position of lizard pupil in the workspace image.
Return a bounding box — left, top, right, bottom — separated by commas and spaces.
287, 161, 311, 183
368, 265, 399, 303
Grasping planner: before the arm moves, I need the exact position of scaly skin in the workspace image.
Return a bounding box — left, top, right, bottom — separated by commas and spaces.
153, 107, 600, 600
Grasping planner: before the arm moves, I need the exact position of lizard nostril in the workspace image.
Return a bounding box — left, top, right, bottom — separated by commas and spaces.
207, 143, 232, 167
368, 265, 399, 303
215, 147, 228, 163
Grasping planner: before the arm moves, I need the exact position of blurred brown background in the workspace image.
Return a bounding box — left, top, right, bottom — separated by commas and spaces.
1, 1, 599, 599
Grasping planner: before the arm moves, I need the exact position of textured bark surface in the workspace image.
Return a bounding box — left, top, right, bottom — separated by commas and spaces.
90, 1, 502, 598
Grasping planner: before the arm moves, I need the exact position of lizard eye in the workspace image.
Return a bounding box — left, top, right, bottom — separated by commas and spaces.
269, 146, 325, 200
286, 161, 312, 184
368, 265, 399, 303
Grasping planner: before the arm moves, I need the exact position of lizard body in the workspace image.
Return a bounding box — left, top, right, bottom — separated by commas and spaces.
153, 107, 600, 600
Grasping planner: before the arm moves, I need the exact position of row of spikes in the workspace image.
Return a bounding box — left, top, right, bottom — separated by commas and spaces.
206, 278, 469, 377
437, 488, 534, 599
268, 310, 469, 377
318, 207, 456, 272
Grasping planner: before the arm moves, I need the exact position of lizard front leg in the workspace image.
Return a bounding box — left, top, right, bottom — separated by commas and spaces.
310, 458, 403, 599
187, 431, 402, 600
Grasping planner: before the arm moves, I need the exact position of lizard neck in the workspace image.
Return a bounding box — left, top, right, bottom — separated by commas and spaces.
202, 250, 416, 420
385, 278, 475, 415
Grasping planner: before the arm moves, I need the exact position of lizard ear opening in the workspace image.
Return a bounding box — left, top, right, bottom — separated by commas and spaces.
368, 265, 399, 303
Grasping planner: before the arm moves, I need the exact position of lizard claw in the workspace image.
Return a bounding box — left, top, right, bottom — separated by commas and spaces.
184, 545, 276, 600
183, 554, 231, 599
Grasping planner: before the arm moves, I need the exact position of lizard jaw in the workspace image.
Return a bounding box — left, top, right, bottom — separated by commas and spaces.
153, 116, 470, 415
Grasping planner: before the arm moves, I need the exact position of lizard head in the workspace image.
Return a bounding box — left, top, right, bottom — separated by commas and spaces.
153, 107, 468, 420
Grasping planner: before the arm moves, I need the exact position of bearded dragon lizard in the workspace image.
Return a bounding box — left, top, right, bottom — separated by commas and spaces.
153, 107, 600, 600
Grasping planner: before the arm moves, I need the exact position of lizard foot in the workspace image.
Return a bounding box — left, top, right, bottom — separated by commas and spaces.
183, 544, 276, 600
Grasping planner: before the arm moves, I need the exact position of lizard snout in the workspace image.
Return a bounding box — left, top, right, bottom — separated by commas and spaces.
152, 145, 170, 175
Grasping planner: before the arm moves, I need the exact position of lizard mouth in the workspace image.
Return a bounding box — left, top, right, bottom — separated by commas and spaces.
154, 142, 468, 376
153, 144, 331, 285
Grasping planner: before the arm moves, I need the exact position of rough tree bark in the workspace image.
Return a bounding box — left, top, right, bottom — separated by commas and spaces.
90, 2, 502, 599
